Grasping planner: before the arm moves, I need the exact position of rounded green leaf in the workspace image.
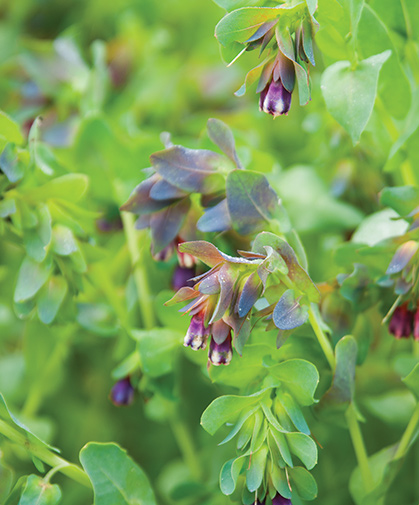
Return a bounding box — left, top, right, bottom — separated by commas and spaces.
321, 50, 391, 143
79, 442, 157, 505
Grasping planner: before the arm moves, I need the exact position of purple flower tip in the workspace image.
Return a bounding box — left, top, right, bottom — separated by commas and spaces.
172, 265, 196, 292
209, 333, 232, 366
110, 377, 135, 406
259, 78, 292, 117
184, 311, 210, 350
388, 304, 413, 339
272, 493, 292, 505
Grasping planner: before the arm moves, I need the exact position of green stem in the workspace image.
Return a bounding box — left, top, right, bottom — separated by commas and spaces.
308, 305, 336, 369
400, 0, 413, 40
121, 212, 156, 330
0, 420, 91, 488
346, 404, 374, 494
169, 409, 203, 481
394, 401, 419, 460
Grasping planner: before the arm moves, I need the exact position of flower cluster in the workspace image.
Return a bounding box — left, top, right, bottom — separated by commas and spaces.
224, 5, 317, 117
167, 233, 320, 365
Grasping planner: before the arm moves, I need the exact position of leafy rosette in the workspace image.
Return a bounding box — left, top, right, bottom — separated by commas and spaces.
201, 360, 319, 503
121, 119, 281, 256
214, 1, 318, 116
167, 232, 319, 364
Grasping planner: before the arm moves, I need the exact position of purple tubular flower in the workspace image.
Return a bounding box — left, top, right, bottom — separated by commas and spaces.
184, 311, 211, 350
172, 265, 196, 292
208, 333, 232, 366
110, 377, 135, 406
272, 493, 292, 505
259, 78, 292, 117
388, 304, 413, 339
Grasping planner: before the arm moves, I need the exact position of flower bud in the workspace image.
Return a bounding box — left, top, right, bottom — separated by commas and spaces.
110, 377, 135, 406
259, 78, 292, 117
172, 265, 196, 292
388, 304, 413, 339
184, 311, 211, 350
272, 493, 292, 505
208, 333, 232, 366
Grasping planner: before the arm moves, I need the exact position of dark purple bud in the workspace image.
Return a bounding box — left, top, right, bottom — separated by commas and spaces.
272, 493, 292, 505
388, 304, 413, 339
172, 265, 196, 291
110, 377, 135, 406
96, 216, 123, 233
413, 308, 419, 341
259, 78, 292, 117
184, 311, 211, 350
209, 333, 232, 366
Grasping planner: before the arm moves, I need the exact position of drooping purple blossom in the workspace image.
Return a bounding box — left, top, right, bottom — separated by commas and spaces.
272, 493, 292, 505
259, 78, 292, 117
209, 332, 233, 366
388, 304, 413, 339
184, 310, 211, 350
110, 377, 135, 406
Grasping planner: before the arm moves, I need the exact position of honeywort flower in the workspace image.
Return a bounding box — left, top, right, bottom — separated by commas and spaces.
388, 304, 413, 339
259, 77, 292, 117
110, 377, 135, 406
231, 8, 316, 116
272, 493, 292, 505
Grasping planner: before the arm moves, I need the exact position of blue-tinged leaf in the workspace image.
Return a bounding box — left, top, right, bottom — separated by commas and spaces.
215, 5, 303, 46
37, 277, 68, 324
149, 178, 188, 200
253, 232, 319, 302
219, 406, 259, 445
226, 170, 278, 235
150, 198, 191, 253
235, 60, 267, 97
150, 146, 224, 194
270, 428, 293, 467
207, 118, 242, 168
197, 269, 221, 295
246, 445, 268, 492
386, 241, 418, 275
288, 466, 318, 500
120, 175, 172, 215
273, 289, 309, 330
220, 455, 247, 496
279, 391, 310, 434
179, 241, 225, 267
197, 198, 232, 233
0, 198, 16, 218
285, 432, 318, 470
0, 143, 26, 182
14, 257, 52, 303
210, 264, 234, 323
237, 272, 262, 318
